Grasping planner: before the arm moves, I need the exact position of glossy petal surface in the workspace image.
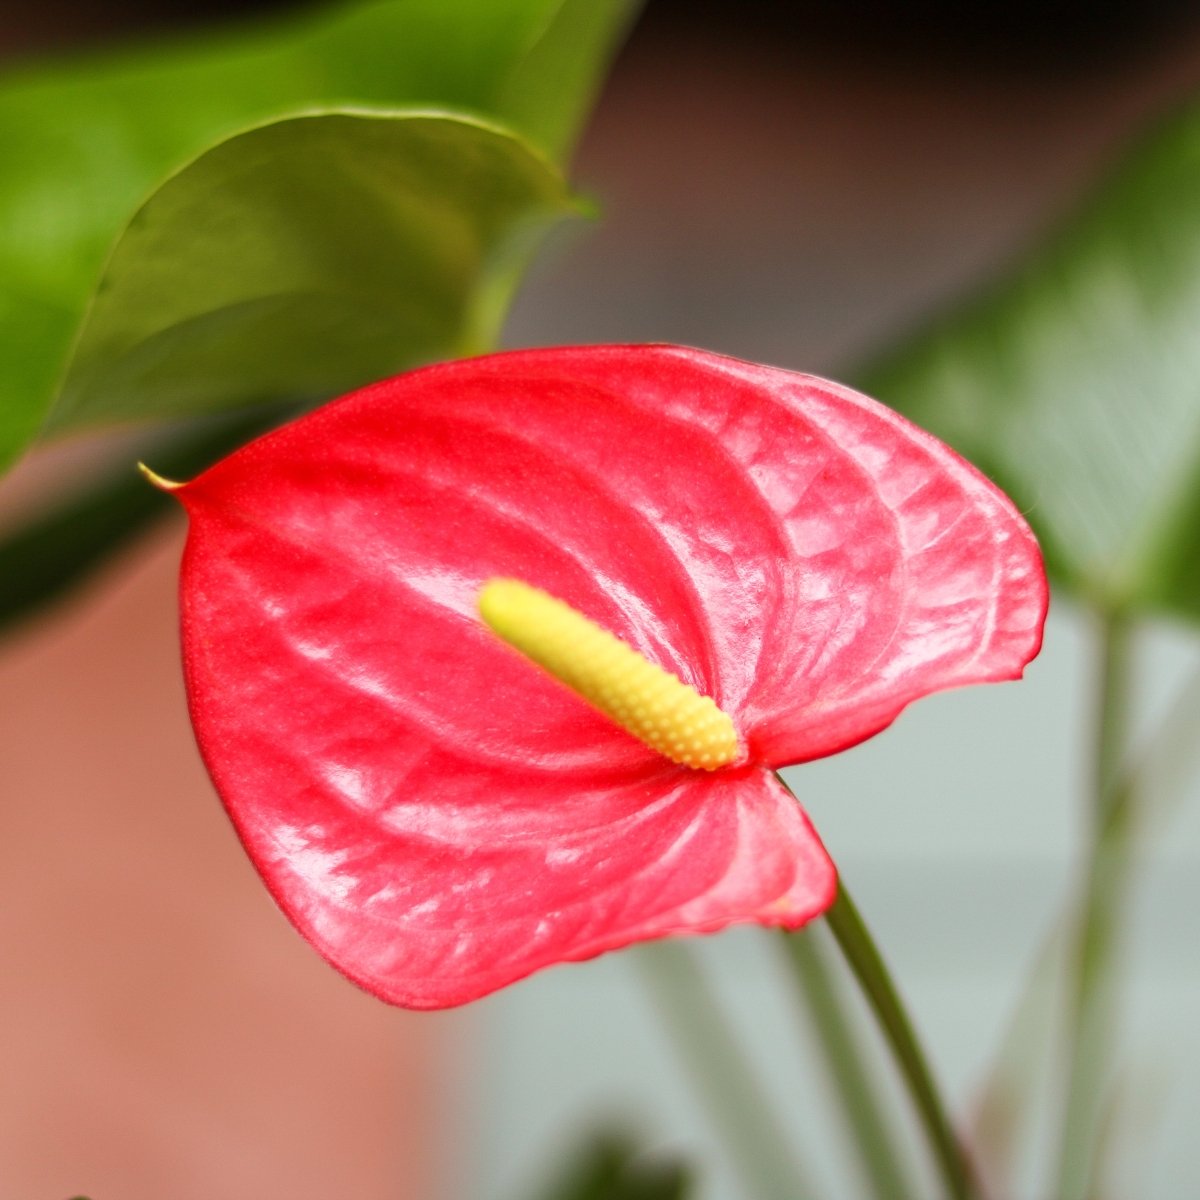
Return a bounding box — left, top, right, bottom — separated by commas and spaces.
177, 345, 1046, 1007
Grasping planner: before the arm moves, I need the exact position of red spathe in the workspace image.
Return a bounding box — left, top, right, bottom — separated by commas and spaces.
175, 345, 1048, 1008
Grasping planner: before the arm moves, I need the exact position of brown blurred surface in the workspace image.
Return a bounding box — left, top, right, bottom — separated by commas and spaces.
514, 3, 1200, 370
0, 526, 449, 1199
0, 0, 302, 59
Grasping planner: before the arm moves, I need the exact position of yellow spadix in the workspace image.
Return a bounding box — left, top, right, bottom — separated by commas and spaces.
479, 578, 739, 771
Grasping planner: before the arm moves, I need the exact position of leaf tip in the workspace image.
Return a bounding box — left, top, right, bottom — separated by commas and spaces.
137, 461, 184, 492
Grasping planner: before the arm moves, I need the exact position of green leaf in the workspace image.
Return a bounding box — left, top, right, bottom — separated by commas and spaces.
43, 111, 574, 434
0, 0, 636, 468
494, 0, 640, 166
524, 1132, 694, 1200
859, 103, 1200, 621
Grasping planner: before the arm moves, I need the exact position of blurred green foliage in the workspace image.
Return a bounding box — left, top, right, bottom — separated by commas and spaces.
528, 1132, 693, 1200
0, 0, 636, 469
861, 101, 1200, 625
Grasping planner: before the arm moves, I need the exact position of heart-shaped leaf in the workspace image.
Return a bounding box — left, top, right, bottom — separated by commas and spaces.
171, 345, 1046, 1007
859, 102, 1200, 622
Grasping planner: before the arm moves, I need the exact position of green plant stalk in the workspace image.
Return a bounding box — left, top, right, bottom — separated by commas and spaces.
1053, 611, 1135, 1200
968, 915, 1064, 1195
634, 940, 818, 1200
823, 881, 981, 1200
780, 926, 919, 1200
774, 773, 980, 1200
972, 638, 1200, 1196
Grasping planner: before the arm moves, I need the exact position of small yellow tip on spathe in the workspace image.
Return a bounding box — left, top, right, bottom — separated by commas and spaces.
137, 462, 183, 491
479, 578, 739, 771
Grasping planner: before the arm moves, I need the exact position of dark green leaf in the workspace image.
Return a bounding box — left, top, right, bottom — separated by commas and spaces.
43, 111, 574, 433
0, 407, 289, 631
0, 0, 636, 468
859, 103, 1200, 621
525, 1131, 693, 1200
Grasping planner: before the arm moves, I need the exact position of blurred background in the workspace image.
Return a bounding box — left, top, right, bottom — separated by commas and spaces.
3, 1, 1200, 1197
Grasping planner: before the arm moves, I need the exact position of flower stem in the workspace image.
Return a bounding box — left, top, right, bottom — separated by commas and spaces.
1052, 610, 1135, 1200
780, 926, 919, 1200
634, 939, 819, 1200
824, 880, 981, 1200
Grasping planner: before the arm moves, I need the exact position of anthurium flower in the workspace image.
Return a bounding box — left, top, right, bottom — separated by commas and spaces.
166, 345, 1046, 1009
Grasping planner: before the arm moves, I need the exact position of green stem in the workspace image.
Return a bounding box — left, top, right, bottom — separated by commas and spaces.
781, 926, 918, 1200
1053, 610, 1136, 1200
1127, 651, 1200, 831
973, 638, 1200, 1194
1092, 612, 1133, 827
634, 939, 818, 1200
824, 881, 981, 1200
